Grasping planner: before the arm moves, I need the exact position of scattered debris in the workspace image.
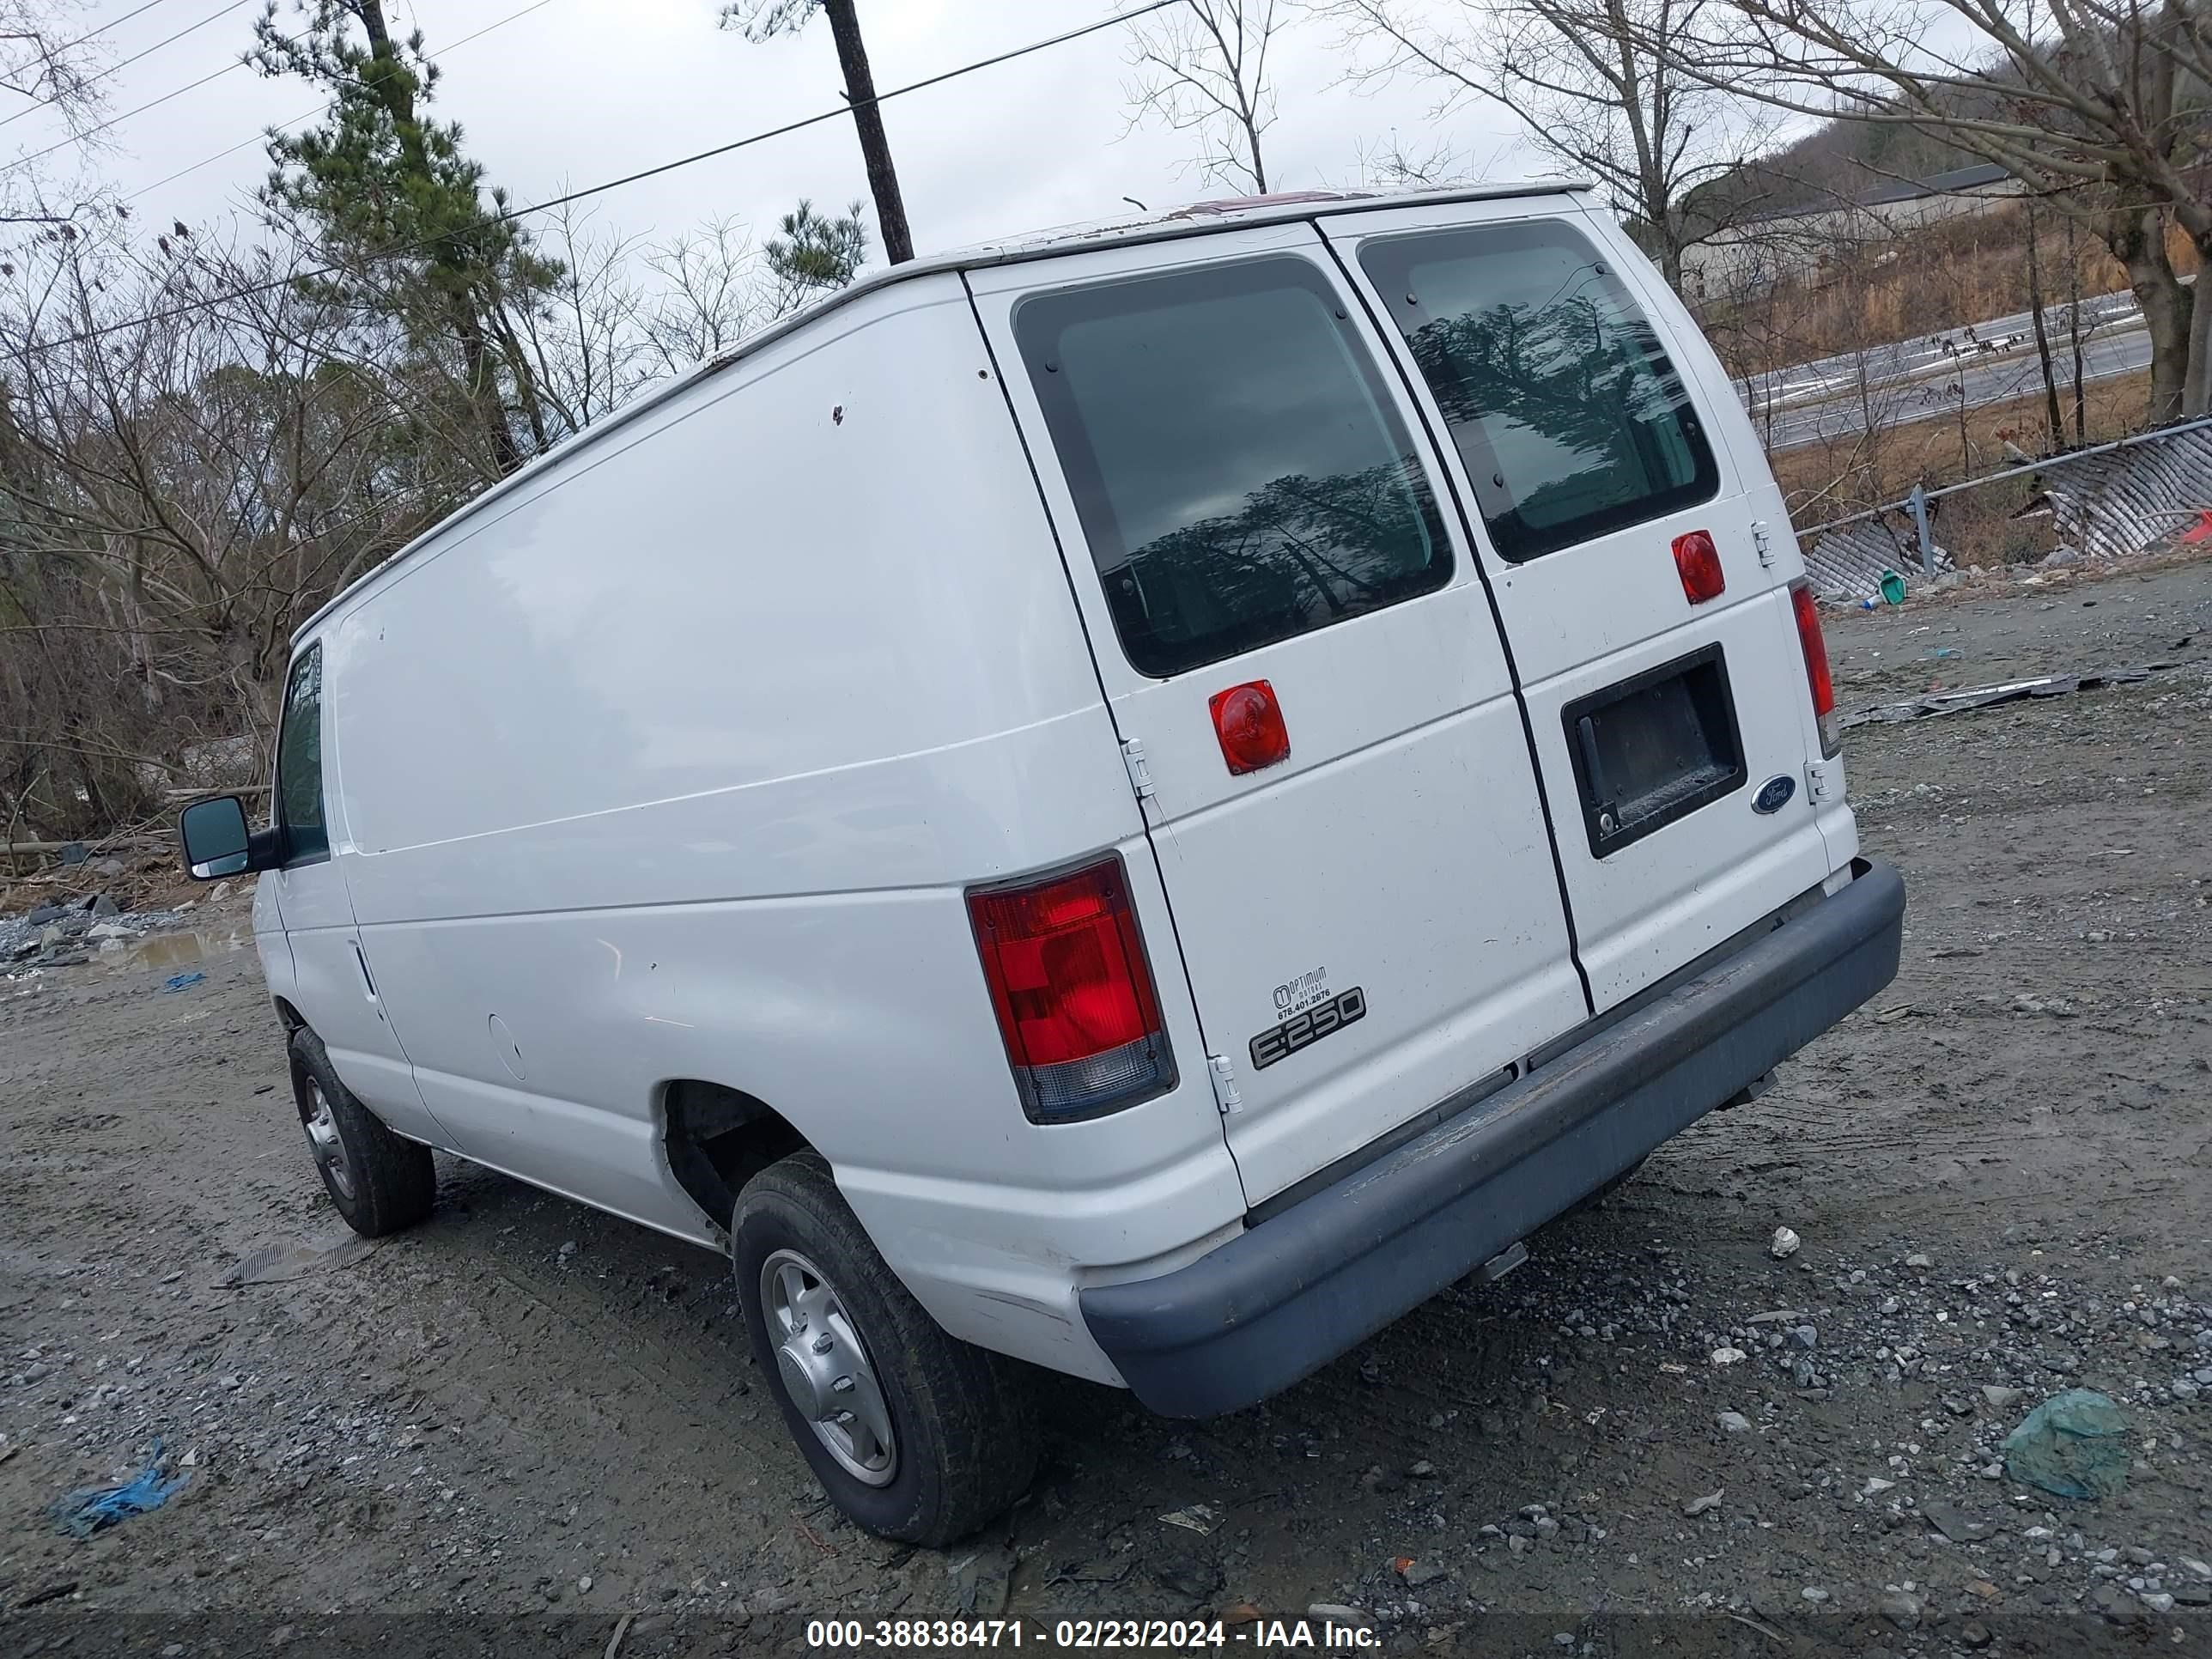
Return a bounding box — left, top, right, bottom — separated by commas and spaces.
1683, 1489, 1724, 1516
1158, 1504, 1219, 1536
220, 1233, 382, 1287
51, 1439, 187, 1537
161, 970, 206, 994
2002, 1389, 2130, 1500
1711, 1346, 1747, 1366
1842, 661, 2176, 729
1769, 1226, 1802, 1260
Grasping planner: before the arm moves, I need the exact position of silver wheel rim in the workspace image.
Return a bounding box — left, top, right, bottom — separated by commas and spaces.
761, 1247, 896, 1487
303, 1081, 356, 1202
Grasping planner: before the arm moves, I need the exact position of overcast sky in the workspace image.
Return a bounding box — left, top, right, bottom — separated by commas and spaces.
17, 0, 1547, 273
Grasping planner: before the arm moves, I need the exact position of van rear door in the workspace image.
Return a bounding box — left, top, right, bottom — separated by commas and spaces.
1322, 198, 1845, 1012
969, 224, 1589, 1207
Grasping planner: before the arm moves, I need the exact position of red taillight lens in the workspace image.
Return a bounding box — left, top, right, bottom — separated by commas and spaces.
1209, 679, 1291, 775
967, 856, 1175, 1122
1790, 580, 1840, 757
1672, 530, 1725, 605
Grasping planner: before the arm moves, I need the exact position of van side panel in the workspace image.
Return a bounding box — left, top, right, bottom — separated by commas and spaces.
325, 277, 1245, 1380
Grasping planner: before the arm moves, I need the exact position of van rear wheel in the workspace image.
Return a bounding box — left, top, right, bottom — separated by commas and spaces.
732, 1151, 1038, 1546
288, 1027, 436, 1237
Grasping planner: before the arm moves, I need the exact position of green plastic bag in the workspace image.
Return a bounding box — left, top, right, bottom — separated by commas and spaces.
2002, 1389, 2130, 1500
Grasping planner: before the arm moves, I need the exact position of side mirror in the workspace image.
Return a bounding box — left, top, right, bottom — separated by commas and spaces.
179, 795, 278, 879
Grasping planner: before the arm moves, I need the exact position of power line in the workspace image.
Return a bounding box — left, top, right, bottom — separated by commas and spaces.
19, 0, 1180, 357
47, 0, 176, 60
127, 0, 564, 204
0, 0, 255, 135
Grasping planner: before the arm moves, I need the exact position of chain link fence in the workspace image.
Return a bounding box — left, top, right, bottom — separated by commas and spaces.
1796, 413, 2212, 601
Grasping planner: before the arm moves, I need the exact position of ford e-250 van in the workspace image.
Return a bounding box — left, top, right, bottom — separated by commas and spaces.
179, 184, 1905, 1545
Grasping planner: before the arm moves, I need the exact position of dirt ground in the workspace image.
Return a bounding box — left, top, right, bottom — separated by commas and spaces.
4, 561, 2212, 1658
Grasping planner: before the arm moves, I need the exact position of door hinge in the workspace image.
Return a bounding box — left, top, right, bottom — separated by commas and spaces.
1752, 520, 1776, 568
1206, 1054, 1242, 1115
1121, 737, 1156, 803
1807, 757, 1841, 803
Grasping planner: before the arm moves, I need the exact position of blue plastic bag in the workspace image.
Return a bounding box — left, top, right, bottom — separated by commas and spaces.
52, 1439, 188, 1538
2002, 1389, 2130, 1500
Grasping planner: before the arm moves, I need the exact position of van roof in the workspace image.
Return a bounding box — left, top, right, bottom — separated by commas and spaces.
293, 179, 1591, 643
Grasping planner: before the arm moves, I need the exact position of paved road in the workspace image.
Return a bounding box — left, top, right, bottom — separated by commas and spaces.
1735, 287, 2159, 451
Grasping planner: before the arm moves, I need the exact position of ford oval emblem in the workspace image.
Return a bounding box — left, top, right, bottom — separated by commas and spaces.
1753, 774, 1796, 815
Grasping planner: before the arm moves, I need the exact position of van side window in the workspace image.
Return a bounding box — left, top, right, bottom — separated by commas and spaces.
1016, 257, 1451, 678
1359, 222, 1718, 562
276, 643, 330, 862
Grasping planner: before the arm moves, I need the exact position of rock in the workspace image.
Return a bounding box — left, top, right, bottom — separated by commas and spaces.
26, 903, 62, 924
88, 893, 118, 918
1920, 1502, 1990, 1543
1683, 1489, 1724, 1516
1790, 1324, 1818, 1349
91, 857, 125, 877
2173, 1583, 2212, 1607
2179, 1559, 2212, 1582
209, 881, 233, 902
1711, 1347, 1747, 1366
2042, 545, 2081, 568
1508, 1533, 1531, 1555
1770, 1226, 1802, 1260
1801, 1587, 1829, 1604
1863, 1477, 1897, 1498
1880, 1592, 1922, 1630
578, 1576, 592, 1594
1981, 1385, 2024, 1411
2144, 1592, 2176, 1614
1905, 1252, 1933, 1268
2092, 1584, 2142, 1625
2124, 1547, 2156, 1568
1408, 1460, 1436, 1478
1398, 1559, 1449, 1588
87, 922, 130, 942
1716, 1411, 1753, 1434
1960, 1620, 1993, 1648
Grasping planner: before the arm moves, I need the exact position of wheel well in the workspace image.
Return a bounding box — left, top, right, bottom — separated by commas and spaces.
662, 1080, 810, 1233
271, 997, 307, 1036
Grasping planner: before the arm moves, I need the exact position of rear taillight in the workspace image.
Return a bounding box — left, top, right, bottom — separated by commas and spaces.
1790, 580, 1840, 757
1672, 529, 1725, 604
967, 856, 1176, 1123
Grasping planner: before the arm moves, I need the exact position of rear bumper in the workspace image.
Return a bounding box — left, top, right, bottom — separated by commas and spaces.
1079, 858, 1905, 1417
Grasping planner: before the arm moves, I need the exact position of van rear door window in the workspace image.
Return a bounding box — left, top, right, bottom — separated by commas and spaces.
1358, 221, 1718, 562
1016, 257, 1450, 678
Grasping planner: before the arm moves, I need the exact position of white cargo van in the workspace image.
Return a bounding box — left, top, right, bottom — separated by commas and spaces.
179, 184, 1904, 1546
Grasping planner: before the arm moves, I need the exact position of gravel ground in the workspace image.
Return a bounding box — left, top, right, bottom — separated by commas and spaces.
3, 560, 2211, 1658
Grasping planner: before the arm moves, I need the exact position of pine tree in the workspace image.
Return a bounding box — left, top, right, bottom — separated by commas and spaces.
250, 0, 562, 476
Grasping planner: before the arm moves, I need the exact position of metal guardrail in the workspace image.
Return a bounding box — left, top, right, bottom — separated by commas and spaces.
1795, 412, 2212, 600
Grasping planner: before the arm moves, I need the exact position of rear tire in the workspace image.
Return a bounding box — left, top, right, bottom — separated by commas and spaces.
289, 1026, 436, 1237
732, 1151, 1038, 1546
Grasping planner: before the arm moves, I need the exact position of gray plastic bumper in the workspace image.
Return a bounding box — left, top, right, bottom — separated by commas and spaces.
1079, 859, 1906, 1418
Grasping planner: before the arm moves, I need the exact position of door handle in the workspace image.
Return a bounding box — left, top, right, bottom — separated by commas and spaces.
349, 941, 379, 1004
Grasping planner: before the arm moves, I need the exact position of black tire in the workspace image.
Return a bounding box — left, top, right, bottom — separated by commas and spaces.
732, 1151, 1038, 1546
289, 1026, 436, 1237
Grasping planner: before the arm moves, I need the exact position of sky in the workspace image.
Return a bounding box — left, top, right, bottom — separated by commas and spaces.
12, 0, 1545, 276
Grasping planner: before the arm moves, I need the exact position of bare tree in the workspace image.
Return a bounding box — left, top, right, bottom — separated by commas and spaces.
1125, 0, 1284, 195
722, 0, 913, 264
1635, 0, 2212, 418
1328, 0, 1780, 293
0, 0, 121, 227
